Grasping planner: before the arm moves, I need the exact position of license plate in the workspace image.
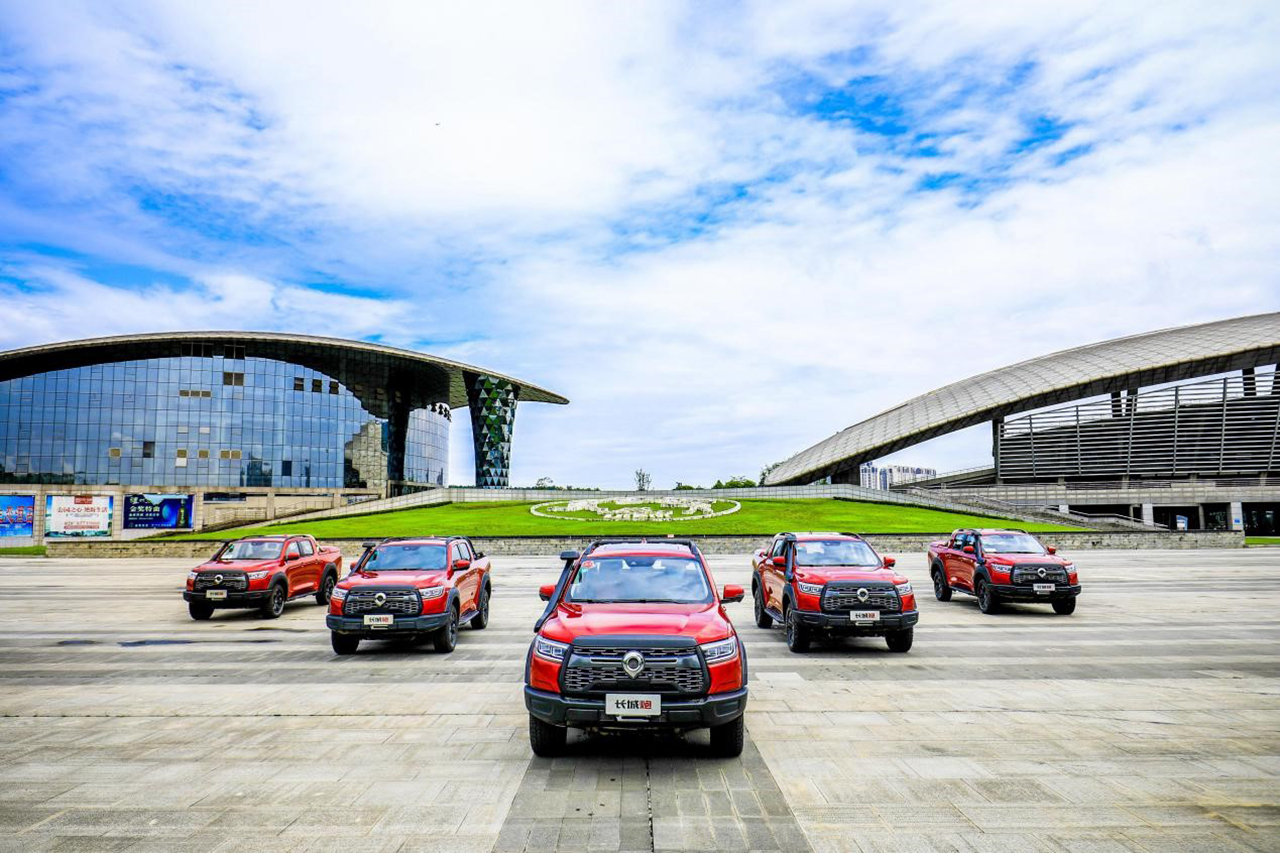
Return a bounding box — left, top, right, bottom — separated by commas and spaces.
849, 610, 880, 623
606, 694, 660, 717
205, 589, 227, 600
1033, 583, 1055, 594
363, 614, 394, 627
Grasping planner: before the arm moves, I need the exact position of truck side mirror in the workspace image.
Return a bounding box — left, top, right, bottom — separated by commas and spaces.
1046, 545, 1056, 555
453, 559, 471, 571
559, 550, 580, 562
962, 545, 975, 554
722, 584, 744, 603
771, 555, 786, 567
538, 583, 556, 601
883, 557, 896, 568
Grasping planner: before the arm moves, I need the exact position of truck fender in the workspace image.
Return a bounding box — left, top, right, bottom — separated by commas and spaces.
781, 585, 794, 615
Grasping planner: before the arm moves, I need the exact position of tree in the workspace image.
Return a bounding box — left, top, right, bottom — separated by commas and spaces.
673, 482, 699, 490
759, 461, 782, 484
634, 469, 651, 491
534, 476, 555, 489
714, 476, 755, 489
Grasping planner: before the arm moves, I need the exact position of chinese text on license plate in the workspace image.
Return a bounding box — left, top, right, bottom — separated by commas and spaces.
363, 614, 394, 627
850, 610, 880, 623
606, 694, 660, 717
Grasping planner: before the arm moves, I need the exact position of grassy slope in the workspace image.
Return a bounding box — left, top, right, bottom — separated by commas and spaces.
1246, 536, 1280, 546
166, 498, 1081, 541
0, 546, 46, 556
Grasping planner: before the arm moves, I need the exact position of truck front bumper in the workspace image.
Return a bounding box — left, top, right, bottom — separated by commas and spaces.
793, 608, 919, 635
525, 686, 747, 730
326, 613, 451, 635
992, 584, 1081, 602
183, 589, 270, 608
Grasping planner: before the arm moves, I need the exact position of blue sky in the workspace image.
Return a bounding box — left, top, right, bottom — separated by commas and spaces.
1, 1, 1278, 486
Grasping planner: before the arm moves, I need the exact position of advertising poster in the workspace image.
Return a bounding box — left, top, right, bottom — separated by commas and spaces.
0, 496, 35, 538
45, 495, 114, 538
123, 493, 194, 529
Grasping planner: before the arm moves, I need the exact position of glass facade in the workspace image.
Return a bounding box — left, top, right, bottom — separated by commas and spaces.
0, 353, 449, 490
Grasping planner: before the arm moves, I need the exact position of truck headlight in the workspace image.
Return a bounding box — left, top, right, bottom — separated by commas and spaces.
1063, 563, 1076, 573
796, 581, 823, 596
534, 635, 568, 662
247, 570, 270, 580
331, 587, 348, 601
187, 572, 197, 581
894, 582, 912, 595
419, 586, 445, 600
700, 637, 739, 664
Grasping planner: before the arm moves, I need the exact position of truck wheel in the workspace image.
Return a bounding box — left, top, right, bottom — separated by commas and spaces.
785, 608, 811, 653
470, 585, 490, 630
932, 566, 952, 601
976, 579, 1000, 615
331, 632, 360, 655
529, 714, 566, 757
315, 570, 336, 605
709, 715, 745, 758
753, 584, 773, 629
886, 628, 913, 653
433, 604, 459, 653
260, 584, 286, 619
1052, 598, 1077, 615
188, 601, 214, 621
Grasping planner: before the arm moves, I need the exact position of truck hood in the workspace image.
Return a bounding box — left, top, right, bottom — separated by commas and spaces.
984, 553, 1068, 566
339, 570, 448, 589
541, 602, 731, 645
794, 566, 903, 584
197, 558, 279, 572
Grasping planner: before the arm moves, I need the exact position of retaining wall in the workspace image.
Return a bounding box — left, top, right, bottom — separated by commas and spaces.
44, 529, 1244, 560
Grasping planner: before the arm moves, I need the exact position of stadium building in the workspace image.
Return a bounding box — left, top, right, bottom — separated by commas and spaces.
764, 313, 1280, 534
0, 332, 566, 540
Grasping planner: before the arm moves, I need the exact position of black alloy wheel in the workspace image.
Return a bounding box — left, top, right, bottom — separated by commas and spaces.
261, 585, 286, 619
434, 604, 459, 652
315, 573, 336, 606
188, 601, 214, 621
708, 715, 745, 757
529, 714, 566, 757
976, 579, 1000, 615
932, 567, 952, 601
1052, 598, 1077, 615
471, 586, 490, 630
754, 585, 773, 629
785, 608, 811, 653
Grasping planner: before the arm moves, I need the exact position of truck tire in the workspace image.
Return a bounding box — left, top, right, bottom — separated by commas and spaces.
931, 565, 952, 601
1052, 598, 1077, 615
188, 601, 214, 621
529, 714, 566, 757
315, 569, 337, 605
709, 715, 745, 757
260, 583, 286, 619
331, 632, 360, 655
433, 603, 459, 653
885, 628, 913, 653
976, 579, 1000, 615
753, 584, 773, 629
470, 584, 490, 630
785, 607, 811, 653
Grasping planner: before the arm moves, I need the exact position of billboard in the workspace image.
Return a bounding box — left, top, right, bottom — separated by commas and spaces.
0, 496, 35, 538
45, 495, 114, 538
123, 493, 194, 529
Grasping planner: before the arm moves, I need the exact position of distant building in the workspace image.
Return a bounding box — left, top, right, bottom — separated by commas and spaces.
858, 463, 937, 490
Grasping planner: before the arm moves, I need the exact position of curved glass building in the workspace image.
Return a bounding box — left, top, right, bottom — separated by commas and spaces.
0, 333, 567, 495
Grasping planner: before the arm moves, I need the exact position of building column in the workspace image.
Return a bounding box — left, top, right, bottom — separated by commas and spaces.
466, 374, 518, 489
1230, 501, 1244, 531
1141, 502, 1155, 527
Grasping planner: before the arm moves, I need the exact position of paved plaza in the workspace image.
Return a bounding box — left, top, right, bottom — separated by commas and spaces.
0, 548, 1277, 852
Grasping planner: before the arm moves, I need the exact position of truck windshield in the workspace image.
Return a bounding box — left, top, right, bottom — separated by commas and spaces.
794, 540, 880, 567
219, 541, 283, 560
364, 544, 447, 570
981, 533, 1046, 554
567, 556, 712, 604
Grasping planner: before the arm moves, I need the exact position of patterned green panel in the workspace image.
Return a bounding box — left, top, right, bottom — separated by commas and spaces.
466, 375, 517, 488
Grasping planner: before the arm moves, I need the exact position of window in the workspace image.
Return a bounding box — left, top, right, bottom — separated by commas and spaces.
281, 460, 292, 476
230, 449, 242, 460
198, 426, 210, 434
455, 540, 473, 560
793, 540, 880, 567
197, 449, 210, 459
311, 378, 322, 393
329, 380, 339, 394
770, 539, 787, 558
219, 449, 231, 459
285, 542, 301, 560
177, 426, 188, 434
222, 372, 244, 387
142, 441, 155, 459
108, 447, 121, 458
297, 539, 314, 557
293, 377, 304, 391
176, 449, 188, 458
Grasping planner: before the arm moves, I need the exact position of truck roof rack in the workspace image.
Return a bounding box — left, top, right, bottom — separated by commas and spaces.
581, 538, 702, 557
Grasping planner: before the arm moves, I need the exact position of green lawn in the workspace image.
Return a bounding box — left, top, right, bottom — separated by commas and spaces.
1246, 536, 1280, 546
165, 498, 1081, 541
0, 545, 46, 557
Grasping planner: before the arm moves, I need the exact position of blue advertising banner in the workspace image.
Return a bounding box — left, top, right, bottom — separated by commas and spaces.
0, 496, 35, 538
123, 494, 195, 530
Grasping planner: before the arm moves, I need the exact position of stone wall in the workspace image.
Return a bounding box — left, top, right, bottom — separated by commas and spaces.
44, 529, 1244, 560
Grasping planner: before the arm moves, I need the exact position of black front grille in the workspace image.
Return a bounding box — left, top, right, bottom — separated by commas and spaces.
562, 642, 707, 696
343, 588, 420, 616
1011, 566, 1069, 585
822, 582, 899, 612
194, 571, 248, 591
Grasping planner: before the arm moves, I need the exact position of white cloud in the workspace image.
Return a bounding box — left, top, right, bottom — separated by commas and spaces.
1, 1, 1277, 487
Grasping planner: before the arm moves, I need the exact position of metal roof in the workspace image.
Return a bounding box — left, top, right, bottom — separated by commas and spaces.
764, 312, 1280, 485
0, 331, 568, 415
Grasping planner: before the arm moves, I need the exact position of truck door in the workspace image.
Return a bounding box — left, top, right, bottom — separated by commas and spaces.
296, 537, 320, 592
452, 541, 479, 613
764, 537, 788, 613
951, 532, 976, 591
283, 539, 305, 595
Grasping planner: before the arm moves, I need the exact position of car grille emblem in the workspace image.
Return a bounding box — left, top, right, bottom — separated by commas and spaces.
214, 574, 223, 585
1037, 568, 1047, 579
856, 588, 869, 603
374, 592, 387, 606
622, 651, 646, 678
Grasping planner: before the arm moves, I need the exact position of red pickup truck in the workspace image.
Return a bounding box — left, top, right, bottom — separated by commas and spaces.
184, 534, 342, 620
751, 532, 917, 653
525, 539, 747, 757
327, 536, 492, 655
928, 528, 1080, 615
